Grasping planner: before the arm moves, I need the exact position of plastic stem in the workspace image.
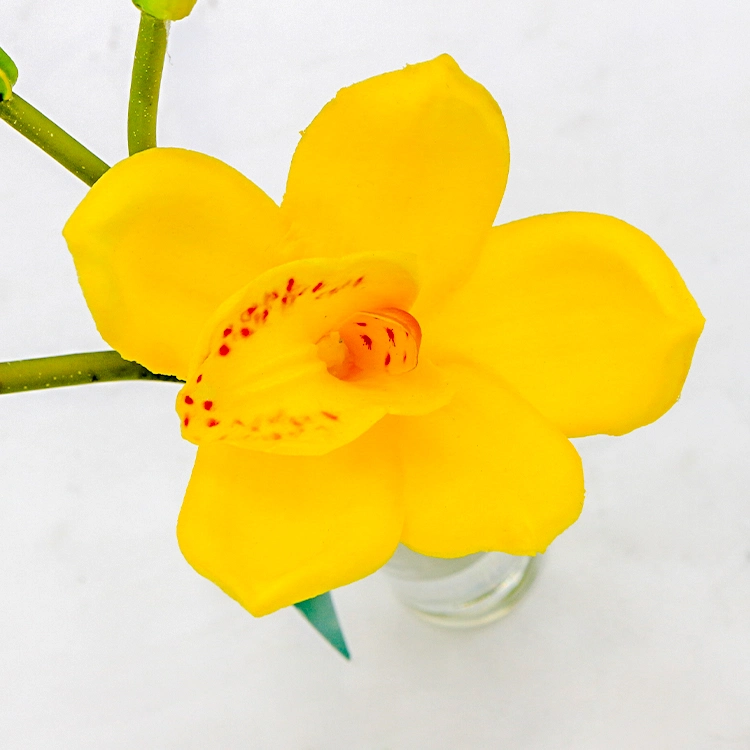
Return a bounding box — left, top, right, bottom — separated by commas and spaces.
0, 94, 110, 186
0, 351, 181, 395
128, 12, 168, 154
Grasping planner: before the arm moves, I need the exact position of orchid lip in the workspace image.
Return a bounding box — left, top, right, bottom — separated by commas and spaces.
317, 307, 422, 380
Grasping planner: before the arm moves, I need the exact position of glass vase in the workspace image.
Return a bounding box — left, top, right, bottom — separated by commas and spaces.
382, 544, 541, 627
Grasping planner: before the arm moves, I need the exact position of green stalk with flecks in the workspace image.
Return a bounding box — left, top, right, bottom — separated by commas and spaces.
0, 351, 180, 395
128, 11, 169, 154
0, 94, 110, 186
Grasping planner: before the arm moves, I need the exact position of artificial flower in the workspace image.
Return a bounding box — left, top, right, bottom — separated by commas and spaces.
63, 55, 703, 616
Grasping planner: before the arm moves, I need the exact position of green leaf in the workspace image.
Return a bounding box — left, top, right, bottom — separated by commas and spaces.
294, 592, 350, 660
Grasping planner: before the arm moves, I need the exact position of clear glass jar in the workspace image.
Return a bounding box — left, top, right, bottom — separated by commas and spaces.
382, 544, 541, 627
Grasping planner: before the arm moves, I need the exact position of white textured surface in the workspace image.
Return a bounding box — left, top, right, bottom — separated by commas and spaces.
1, 1, 748, 748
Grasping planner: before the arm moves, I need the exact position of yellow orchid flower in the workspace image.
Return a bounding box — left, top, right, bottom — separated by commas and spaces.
62, 55, 703, 617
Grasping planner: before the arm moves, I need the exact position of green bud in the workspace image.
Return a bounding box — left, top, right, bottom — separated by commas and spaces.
0, 46, 19, 101
132, 0, 198, 21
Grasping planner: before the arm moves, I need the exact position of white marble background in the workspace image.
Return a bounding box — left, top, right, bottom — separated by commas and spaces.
1, 1, 748, 748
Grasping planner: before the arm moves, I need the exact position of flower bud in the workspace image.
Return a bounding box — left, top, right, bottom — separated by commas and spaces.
0, 46, 19, 101
132, 0, 198, 21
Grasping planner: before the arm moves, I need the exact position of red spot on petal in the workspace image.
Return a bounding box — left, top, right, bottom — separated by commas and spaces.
321, 411, 339, 420
385, 353, 391, 366
241, 306, 257, 321
241, 328, 251, 337
219, 344, 230, 356
196, 374, 203, 383
356, 322, 367, 327
184, 395, 194, 405
281, 296, 288, 305
223, 327, 232, 337
353, 276, 364, 287
183, 416, 190, 426
262, 310, 269, 321
286, 278, 295, 292
386, 327, 396, 345
360, 334, 373, 350
203, 401, 213, 411
313, 282, 324, 292
207, 419, 219, 427
403, 352, 407, 363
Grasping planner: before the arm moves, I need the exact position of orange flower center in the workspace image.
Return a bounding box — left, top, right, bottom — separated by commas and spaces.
317, 307, 422, 380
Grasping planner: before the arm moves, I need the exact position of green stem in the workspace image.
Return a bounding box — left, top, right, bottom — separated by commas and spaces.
0, 94, 110, 186
128, 12, 168, 154
0, 351, 181, 395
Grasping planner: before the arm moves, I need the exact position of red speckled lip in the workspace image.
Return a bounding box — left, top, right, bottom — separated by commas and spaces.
175, 253, 424, 456
337, 307, 421, 377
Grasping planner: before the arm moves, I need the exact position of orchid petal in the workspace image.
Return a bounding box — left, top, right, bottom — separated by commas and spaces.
280, 54, 509, 312
390, 363, 584, 557
426, 213, 704, 437
177, 422, 402, 616
63, 148, 285, 378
